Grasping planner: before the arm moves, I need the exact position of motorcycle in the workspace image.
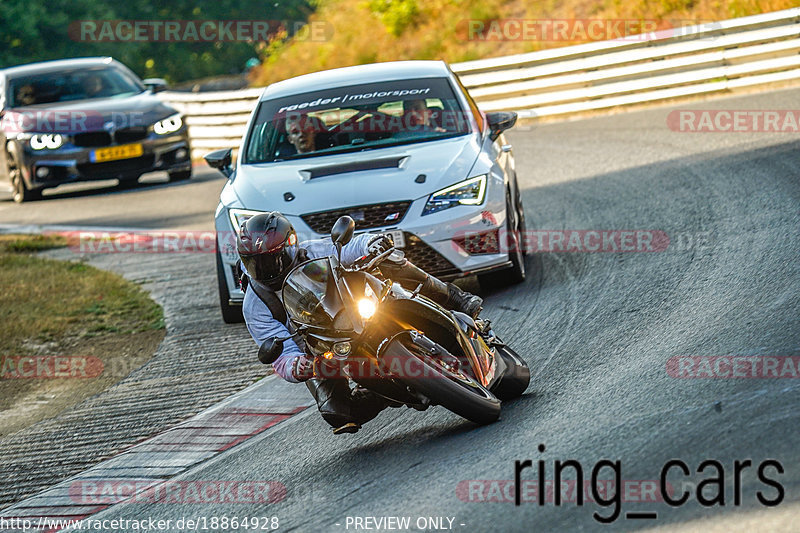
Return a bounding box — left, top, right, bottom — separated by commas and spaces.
259, 216, 530, 425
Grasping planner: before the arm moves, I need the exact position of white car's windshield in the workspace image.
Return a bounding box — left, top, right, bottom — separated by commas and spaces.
244, 77, 472, 163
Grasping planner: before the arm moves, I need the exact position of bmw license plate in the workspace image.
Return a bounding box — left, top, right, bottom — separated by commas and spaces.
90, 143, 143, 163
373, 230, 405, 248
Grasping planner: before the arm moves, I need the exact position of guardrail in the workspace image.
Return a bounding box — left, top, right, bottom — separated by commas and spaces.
160, 8, 800, 160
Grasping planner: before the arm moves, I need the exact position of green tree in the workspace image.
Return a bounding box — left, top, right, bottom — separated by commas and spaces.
0, 0, 314, 83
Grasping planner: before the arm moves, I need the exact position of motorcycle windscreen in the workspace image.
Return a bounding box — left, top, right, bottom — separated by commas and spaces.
282, 258, 346, 329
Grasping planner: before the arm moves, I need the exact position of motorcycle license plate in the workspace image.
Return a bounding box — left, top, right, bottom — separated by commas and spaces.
374, 230, 405, 248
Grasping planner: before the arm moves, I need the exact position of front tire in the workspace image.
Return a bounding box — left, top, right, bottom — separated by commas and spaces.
216, 252, 244, 323
8, 150, 41, 203
479, 192, 525, 288
491, 345, 530, 400
383, 335, 501, 425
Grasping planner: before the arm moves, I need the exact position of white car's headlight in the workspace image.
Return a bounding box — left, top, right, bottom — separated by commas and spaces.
228, 208, 265, 235
153, 113, 183, 135
30, 134, 64, 150
422, 175, 487, 215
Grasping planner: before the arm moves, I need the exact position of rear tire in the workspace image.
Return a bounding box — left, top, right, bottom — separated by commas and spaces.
491, 345, 530, 400
216, 252, 244, 324
384, 336, 501, 425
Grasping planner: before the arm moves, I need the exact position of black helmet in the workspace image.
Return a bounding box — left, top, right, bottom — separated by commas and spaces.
237, 212, 299, 286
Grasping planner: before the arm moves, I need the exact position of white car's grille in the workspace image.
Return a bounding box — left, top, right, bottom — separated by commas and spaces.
301, 201, 412, 233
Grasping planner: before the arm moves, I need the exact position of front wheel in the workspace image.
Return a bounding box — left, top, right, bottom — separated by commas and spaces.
491, 345, 530, 400
216, 252, 244, 323
8, 150, 41, 203
479, 193, 525, 288
382, 334, 501, 425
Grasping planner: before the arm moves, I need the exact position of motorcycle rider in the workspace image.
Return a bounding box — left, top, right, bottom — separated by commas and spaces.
237, 212, 483, 434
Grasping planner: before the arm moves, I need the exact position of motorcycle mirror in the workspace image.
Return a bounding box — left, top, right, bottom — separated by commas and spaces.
258, 337, 284, 365
331, 216, 355, 247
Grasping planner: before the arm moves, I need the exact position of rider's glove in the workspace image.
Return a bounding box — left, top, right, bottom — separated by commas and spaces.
366, 234, 394, 256
291, 354, 315, 382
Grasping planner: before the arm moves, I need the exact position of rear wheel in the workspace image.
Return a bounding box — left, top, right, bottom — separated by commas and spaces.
8, 150, 41, 203
216, 252, 244, 323
491, 345, 530, 400
383, 335, 501, 425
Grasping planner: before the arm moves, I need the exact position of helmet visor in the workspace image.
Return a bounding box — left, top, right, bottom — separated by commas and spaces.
241, 241, 297, 283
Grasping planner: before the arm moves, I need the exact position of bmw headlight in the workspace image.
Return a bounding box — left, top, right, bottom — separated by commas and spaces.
30, 134, 64, 150
153, 113, 183, 135
228, 208, 265, 235
422, 175, 487, 215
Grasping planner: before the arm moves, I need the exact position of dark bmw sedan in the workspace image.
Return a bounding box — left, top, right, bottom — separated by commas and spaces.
0, 57, 191, 202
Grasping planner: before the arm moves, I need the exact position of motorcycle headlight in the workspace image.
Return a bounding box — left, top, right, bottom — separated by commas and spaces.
357, 283, 379, 319
422, 175, 487, 215
153, 113, 183, 135
30, 134, 64, 150
358, 299, 376, 319
228, 208, 265, 235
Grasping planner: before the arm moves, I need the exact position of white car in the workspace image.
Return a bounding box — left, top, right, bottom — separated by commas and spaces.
207, 60, 526, 323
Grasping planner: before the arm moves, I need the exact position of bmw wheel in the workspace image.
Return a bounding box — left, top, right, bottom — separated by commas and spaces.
8, 149, 42, 203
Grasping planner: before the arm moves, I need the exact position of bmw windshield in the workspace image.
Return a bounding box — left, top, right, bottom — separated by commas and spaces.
7, 66, 144, 107
244, 77, 472, 163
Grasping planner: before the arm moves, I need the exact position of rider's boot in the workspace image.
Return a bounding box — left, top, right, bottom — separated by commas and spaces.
305, 378, 387, 434
421, 276, 483, 320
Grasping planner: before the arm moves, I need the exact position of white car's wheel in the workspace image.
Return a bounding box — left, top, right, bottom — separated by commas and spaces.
479, 192, 525, 288
216, 252, 244, 323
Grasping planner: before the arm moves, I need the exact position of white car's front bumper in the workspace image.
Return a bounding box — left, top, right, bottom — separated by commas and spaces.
215, 181, 511, 305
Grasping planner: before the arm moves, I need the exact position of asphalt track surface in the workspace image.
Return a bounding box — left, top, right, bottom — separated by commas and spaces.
4, 87, 800, 532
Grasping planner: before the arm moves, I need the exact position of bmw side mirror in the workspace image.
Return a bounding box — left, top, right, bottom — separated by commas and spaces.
331, 216, 355, 247
486, 111, 518, 141
204, 148, 233, 179
143, 78, 168, 93
258, 337, 284, 365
